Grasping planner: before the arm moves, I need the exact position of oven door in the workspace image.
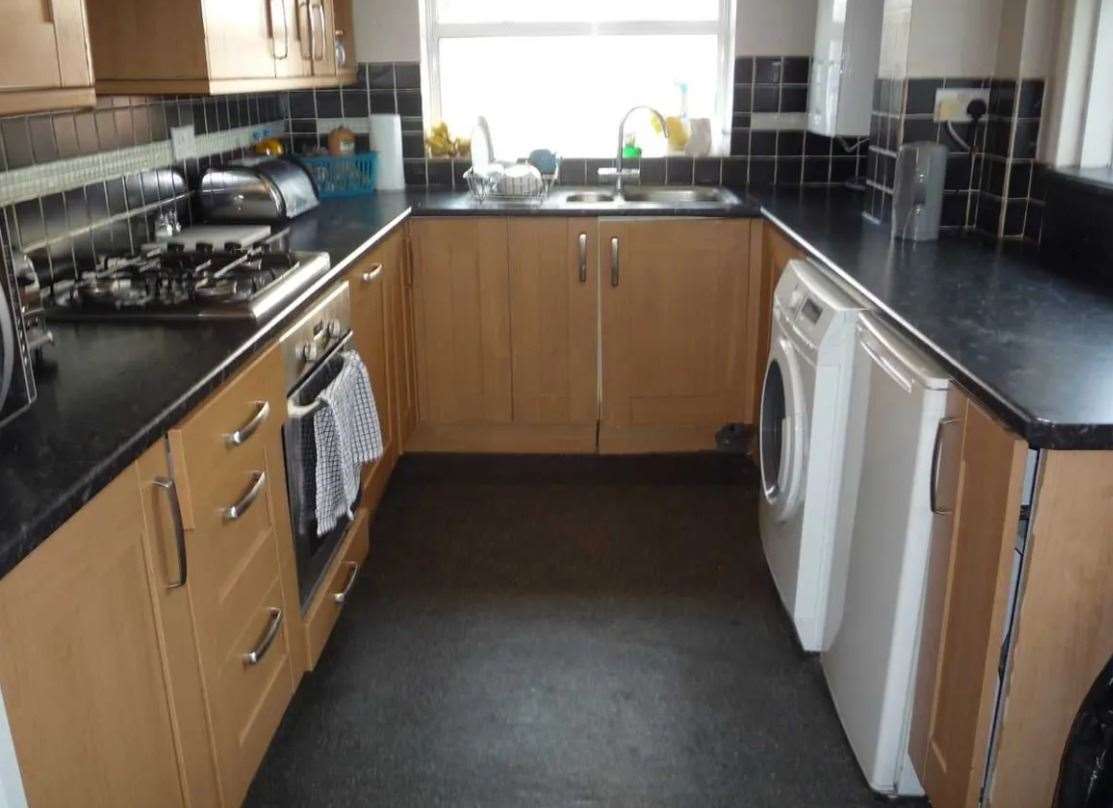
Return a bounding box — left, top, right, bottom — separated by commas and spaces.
283, 330, 363, 609
0, 259, 34, 429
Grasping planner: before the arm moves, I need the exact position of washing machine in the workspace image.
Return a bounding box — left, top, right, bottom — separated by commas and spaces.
758, 258, 867, 652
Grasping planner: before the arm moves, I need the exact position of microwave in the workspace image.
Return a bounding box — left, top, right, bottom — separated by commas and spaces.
0, 248, 37, 429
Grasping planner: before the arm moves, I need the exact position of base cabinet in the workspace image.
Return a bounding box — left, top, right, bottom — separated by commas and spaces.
0, 468, 186, 807
407, 216, 759, 454
599, 218, 755, 453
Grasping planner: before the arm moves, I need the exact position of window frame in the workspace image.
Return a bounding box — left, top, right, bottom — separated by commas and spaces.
418, 0, 737, 156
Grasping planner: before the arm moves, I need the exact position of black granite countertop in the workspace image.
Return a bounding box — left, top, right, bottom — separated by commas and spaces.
6, 183, 1113, 582
758, 187, 1113, 450
0, 192, 411, 579
405, 187, 763, 218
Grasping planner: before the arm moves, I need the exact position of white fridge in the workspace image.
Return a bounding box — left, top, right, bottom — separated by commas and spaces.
822, 312, 952, 796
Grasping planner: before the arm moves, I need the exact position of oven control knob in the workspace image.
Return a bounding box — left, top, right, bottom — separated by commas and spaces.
327, 319, 344, 339
300, 341, 321, 362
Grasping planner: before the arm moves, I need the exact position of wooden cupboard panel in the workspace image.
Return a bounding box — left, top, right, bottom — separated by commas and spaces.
508, 218, 598, 428
410, 218, 513, 426
392, 234, 419, 450
348, 252, 393, 493
211, 578, 294, 807
304, 508, 371, 669
0, 0, 93, 93
275, 0, 314, 78
202, 0, 279, 80
85, 0, 207, 81
309, 0, 339, 76
988, 449, 1113, 808
753, 224, 806, 424
406, 422, 597, 454
0, 468, 184, 807
915, 399, 1027, 808
599, 218, 751, 451
136, 443, 223, 808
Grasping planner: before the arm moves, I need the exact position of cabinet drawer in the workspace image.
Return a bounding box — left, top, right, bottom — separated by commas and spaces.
211, 578, 295, 806
304, 508, 371, 669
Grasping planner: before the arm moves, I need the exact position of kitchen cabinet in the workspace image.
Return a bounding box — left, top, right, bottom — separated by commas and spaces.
0, 0, 95, 116
347, 242, 395, 507
386, 232, 419, 451
166, 341, 303, 808
303, 507, 370, 669
84, 0, 354, 94
408, 218, 514, 443
598, 218, 756, 453
754, 224, 806, 424
909, 395, 1028, 808
506, 218, 598, 452
0, 467, 185, 807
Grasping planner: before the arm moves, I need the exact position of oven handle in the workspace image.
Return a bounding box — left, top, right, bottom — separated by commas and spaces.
0, 278, 14, 413
286, 331, 355, 419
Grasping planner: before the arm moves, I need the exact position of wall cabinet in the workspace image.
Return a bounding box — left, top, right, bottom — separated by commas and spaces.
84, 0, 355, 94
0, 0, 95, 116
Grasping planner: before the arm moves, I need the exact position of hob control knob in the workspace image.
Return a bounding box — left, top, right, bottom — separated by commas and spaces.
300, 341, 321, 362
327, 319, 344, 339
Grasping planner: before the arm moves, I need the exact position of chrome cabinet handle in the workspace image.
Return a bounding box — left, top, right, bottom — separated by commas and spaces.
361, 263, 383, 283
610, 236, 620, 288
297, 0, 311, 60
225, 400, 270, 447
224, 471, 267, 522
310, 2, 326, 61
335, 30, 347, 68
332, 561, 359, 605
930, 417, 960, 515
270, 0, 289, 60
153, 477, 187, 589
243, 608, 283, 666
578, 233, 588, 283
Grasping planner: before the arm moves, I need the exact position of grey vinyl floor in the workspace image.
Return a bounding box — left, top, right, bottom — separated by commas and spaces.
246, 454, 925, 807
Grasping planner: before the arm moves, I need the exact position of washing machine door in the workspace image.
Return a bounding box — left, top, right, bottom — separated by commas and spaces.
760, 330, 806, 521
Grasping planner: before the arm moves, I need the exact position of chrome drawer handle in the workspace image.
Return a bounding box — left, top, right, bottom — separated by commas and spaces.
243, 608, 283, 666
225, 400, 270, 447
224, 471, 267, 521
610, 236, 620, 288
362, 263, 383, 283
332, 561, 359, 605
153, 477, 187, 589
930, 417, 960, 515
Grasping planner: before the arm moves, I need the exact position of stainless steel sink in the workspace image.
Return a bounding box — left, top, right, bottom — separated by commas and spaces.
564, 191, 616, 203
620, 187, 735, 204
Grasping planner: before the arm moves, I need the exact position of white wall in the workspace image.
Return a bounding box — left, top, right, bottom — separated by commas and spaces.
906, 0, 1006, 77
735, 0, 819, 55
353, 0, 421, 61
352, 0, 822, 61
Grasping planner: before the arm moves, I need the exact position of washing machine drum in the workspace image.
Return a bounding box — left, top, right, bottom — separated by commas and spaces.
760, 335, 806, 521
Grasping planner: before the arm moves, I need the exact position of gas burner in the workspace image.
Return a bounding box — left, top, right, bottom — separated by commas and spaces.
47, 241, 331, 323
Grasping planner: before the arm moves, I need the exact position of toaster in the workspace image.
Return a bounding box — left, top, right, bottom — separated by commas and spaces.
199, 158, 319, 222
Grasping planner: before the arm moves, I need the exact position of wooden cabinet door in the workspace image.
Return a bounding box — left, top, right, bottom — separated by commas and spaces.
508, 218, 598, 433
409, 218, 513, 427
332, 0, 356, 77
348, 250, 395, 506
0, 0, 93, 96
386, 232, 418, 451
909, 396, 1027, 808
168, 343, 300, 808
0, 469, 185, 808
274, 0, 314, 78
202, 0, 279, 80
307, 0, 338, 76
599, 218, 753, 453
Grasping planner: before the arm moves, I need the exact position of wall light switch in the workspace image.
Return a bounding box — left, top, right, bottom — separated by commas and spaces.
934, 89, 991, 122
170, 125, 196, 161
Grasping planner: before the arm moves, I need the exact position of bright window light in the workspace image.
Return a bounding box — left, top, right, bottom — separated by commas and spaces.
422, 0, 733, 160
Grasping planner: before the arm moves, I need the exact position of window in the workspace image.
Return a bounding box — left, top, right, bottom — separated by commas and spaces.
420, 0, 735, 159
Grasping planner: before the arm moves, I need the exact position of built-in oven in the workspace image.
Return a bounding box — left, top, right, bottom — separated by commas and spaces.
278, 281, 359, 609
0, 250, 39, 429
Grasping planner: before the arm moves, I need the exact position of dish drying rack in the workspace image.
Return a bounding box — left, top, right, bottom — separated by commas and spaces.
463, 159, 560, 203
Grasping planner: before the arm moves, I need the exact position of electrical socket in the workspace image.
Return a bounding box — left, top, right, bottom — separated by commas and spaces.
170, 125, 196, 161
934, 89, 991, 122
